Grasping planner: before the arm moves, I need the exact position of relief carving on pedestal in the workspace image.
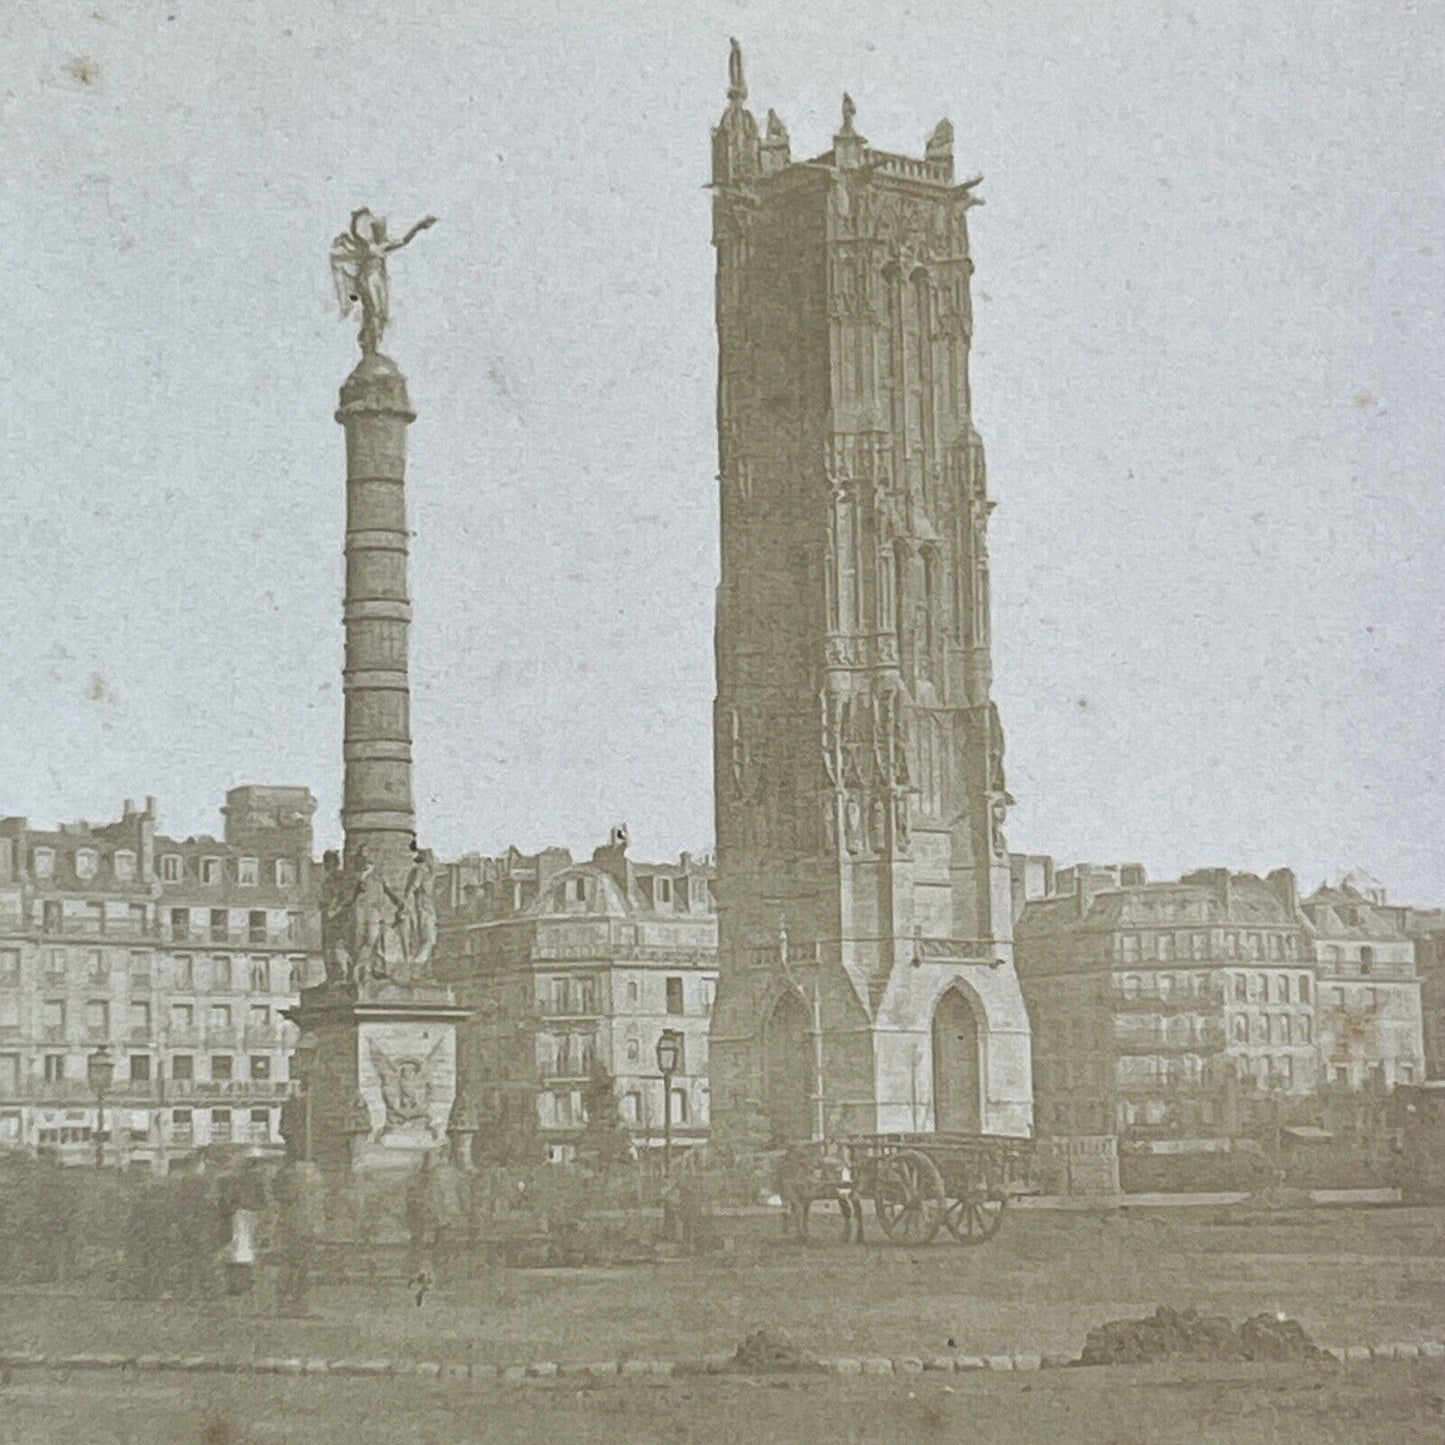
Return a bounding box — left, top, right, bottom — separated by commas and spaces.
368, 1037, 446, 1138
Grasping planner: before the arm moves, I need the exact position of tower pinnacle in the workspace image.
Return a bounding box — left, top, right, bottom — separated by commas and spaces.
727, 37, 747, 103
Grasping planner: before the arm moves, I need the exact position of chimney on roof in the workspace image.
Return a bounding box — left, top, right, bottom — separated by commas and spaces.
1266, 868, 1299, 917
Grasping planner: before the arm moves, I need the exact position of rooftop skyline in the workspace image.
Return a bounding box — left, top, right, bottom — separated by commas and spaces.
1, 1, 1441, 899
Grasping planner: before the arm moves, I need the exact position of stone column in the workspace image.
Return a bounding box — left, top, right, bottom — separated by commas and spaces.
336, 351, 417, 877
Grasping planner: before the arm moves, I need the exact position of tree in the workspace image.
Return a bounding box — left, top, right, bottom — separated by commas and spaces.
579, 1064, 633, 1169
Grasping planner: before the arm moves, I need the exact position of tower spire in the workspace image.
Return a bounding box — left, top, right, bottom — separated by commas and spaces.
727, 37, 747, 103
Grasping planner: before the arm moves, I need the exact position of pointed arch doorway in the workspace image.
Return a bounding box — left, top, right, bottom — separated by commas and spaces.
763, 990, 814, 1145
932, 985, 983, 1134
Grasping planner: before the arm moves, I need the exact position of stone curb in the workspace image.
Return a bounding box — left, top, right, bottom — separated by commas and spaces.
6, 1336, 1442, 1384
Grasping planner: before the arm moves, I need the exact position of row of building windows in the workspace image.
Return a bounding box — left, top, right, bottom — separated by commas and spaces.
4, 949, 300, 994
31, 848, 299, 888
1118, 971, 1311, 1005
537, 975, 715, 1017
539, 1086, 694, 1128
1118, 931, 1300, 963
25, 999, 288, 1039
1228, 1012, 1313, 1045
36, 1110, 275, 1148
26, 1051, 284, 1085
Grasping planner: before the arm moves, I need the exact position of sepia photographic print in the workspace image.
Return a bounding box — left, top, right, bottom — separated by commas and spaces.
1, 2, 1442, 1441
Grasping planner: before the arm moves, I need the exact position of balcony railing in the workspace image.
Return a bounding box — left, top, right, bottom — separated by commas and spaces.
0, 1077, 295, 1105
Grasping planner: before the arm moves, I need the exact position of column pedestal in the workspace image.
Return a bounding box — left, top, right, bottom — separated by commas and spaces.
291, 982, 469, 1175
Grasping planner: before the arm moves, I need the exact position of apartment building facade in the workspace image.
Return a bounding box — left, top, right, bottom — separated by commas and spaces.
436, 829, 718, 1163
0, 787, 320, 1167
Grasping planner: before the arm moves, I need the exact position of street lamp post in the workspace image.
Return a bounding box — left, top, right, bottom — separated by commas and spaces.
87, 1044, 114, 1169
655, 1030, 683, 1180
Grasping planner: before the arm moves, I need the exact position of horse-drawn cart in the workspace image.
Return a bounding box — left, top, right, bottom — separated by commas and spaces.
776, 1132, 1034, 1246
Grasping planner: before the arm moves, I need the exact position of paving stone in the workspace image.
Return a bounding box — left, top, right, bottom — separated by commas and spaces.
1370, 1344, 1397, 1361
1418, 1341, 1445, 1359
985, 1355, 1014, 1371
861, 1357, 894, 1375
1392, 1342, 1420, 1360
1343, 1346, 1371, 1364
895, 1357, 924, 1374
584, 1361, 618, 1378
411, 1361, 443, 1379
955, 1356, 987, 1371
826, 1357, 862, 1375
526, 1361, 559, 1379
1012, 1353, 1042, 1372
924, 1357, 956, 1372
304, 1358, 331, 1375
1, 1353, 45, 1369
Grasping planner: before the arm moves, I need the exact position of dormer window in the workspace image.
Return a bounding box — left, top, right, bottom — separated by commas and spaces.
571, 878, 587, 904
113, 850, 136, 882
201, 857, 222, 885
655, 876, 673, 906
160, 855, 183, 882
238, 857, 259, 887
275, 858, 298, 887
33, 847, 55, 880
75, 849, 98, 880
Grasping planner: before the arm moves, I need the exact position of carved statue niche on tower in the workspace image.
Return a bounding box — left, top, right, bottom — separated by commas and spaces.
983, 701, 1013, 859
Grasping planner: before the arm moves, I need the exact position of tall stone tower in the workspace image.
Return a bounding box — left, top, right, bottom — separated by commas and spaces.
707, 44, 1032, 1147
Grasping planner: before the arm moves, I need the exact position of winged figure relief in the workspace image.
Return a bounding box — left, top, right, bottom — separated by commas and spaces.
368, 1036, 447, 1136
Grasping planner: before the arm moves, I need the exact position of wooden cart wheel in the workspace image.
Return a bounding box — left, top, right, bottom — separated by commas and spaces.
872, 1150, 945, 1245
943, 1192, 1007, 1244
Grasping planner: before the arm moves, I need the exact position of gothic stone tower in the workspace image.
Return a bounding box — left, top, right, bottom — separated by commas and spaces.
708, 44, 1032, 1147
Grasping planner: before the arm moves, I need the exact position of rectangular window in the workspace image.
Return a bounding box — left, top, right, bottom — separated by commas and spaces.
248, 912, 267, 946
161, 855, 183, 883
75, 849, 98, 880
171, 1107, 193, 1139
1399, 1062, 1416, 1084
129, 1001, 151, 1035
249, 1003, 270, 1030
0, 949, 19, 989
1191, 932, 1208, 960
211, 1107, 232, 1139
213, 956, 232, 990
171, 1054, 194, 1082
249, 1108, 270, 1139
129, 1053, 151, 1083
209, 909, 228, 943
1277, 1055, 1293, 1088
285, 911, 303, 942
655, 876, 673, 905
85, 1000, 109, 1038
238, 857, 259, 887
170, 907, 190, 939
113, 851, 136, 882
211, 1054, 233, 1082
170, 1002, 193, 1034
665, 977, 684, 1015
700, 979, 716, 1013
43, 1053, 65, 1082
670, 1088, 689, 1123
275, 859, 298, 887
87, 949, 107, 984
250, 958, 269, 992
33, 847, 55, 879
201, 859, 222, 886
173, 956, 194, 991
622, 1091, 641, 1123
210, 1004, 232, 1033
250, 1055, 271, 1081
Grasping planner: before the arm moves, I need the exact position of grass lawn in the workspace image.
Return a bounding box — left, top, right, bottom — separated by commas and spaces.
2, 1205, 1441, 1368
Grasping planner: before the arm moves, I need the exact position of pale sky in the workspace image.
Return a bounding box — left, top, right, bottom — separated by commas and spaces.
1, 1, 1442, 901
